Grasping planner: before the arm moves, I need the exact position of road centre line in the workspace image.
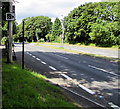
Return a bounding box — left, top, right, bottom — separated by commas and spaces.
78, 84, 95, 95
26, 51, 32, 56
41, 61, 47, 65
32, 56, 36, 58
36, 58, 41, 61
28, 53, 32, 56
60, 74, 72, 80
26, 52, 29, 54
49, 66, 57, 71
88, 65, 119, 76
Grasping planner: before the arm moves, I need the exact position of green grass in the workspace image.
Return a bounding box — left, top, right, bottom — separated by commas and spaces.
2, 60, 78, 108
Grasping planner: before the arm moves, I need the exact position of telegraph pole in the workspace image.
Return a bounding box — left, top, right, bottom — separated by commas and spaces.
6, 1, 15, 63
8, 2, 13, 63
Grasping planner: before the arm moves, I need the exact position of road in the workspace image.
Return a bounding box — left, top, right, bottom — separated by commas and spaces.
14, 43, 119, 108
39, 43, 119, 58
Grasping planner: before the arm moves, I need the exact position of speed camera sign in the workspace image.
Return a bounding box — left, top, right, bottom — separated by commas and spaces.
6, 13, 15, 21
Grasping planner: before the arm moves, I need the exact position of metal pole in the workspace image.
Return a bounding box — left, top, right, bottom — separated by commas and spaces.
61, 15, 64, 48
8, 2, 13, 63
22, 20, 24, 69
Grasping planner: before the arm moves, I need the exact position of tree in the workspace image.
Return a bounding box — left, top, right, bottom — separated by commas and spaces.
14, 16, 52, 42
64, 2, 120, 47
51, 17, 62, 41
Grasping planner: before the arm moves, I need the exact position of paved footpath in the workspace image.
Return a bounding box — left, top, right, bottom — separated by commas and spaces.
39, 43, 119, 59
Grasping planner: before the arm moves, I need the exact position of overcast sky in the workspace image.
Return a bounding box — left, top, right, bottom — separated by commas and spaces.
15, 0, 102, 24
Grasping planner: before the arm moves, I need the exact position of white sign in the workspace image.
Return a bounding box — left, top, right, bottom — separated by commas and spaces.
6, 12, 15, 21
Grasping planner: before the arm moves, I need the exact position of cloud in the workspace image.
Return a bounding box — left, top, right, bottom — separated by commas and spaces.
15, 0, 101, 24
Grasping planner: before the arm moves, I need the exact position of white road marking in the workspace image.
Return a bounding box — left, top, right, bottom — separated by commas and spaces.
60, 74, 72, 80
78, 84, 95, 95
49, 66, 57, 71
108, 102, 120, 109
36, 58, 41, 61
60, 86, 105, 108
88, 65, 119, 76
29, 53, 32, 56
41, 61, 47, 65
26, 52, 29, 54
32, 56, 36, 58
54, 54, 68, 59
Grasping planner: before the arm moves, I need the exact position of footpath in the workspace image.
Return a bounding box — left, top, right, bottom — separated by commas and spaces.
39, 43, 119, 59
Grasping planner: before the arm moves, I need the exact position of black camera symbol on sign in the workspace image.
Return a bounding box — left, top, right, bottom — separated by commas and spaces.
6, 13, 15, 21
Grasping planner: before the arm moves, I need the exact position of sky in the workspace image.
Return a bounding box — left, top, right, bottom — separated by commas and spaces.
15, 0, 102, 24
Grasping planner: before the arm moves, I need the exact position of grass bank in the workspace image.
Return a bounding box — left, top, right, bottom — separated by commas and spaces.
2, 60, 78, 108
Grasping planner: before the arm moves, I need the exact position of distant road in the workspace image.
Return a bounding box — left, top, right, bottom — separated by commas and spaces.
39, 43, 119, 58
14, 43, 120, 108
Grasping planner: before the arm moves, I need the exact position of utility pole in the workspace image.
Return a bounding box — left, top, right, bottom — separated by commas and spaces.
8, 2, 13, 63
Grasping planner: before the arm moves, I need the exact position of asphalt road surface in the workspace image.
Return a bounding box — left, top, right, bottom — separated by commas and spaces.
14, 43, 119, 108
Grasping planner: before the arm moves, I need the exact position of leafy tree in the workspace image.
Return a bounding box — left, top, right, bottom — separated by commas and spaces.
64, 2, 120, 47
15, 16, 52, 42
51, 17, 62, 41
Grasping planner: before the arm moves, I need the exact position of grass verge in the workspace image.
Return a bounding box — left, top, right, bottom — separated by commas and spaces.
2, 60, 78, 108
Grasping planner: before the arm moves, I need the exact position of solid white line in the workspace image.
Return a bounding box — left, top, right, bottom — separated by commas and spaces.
54, 54, 68, 59
36, 58, 41, 61
88, 65, 119, 76
41, 61, 47, 65
78, 84, 95, 95
49, 66, 57, 71
60, 74, 72, 80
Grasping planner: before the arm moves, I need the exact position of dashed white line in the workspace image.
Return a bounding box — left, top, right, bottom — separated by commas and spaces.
49, 66, 57, 71
32, 56, 36, 58
60, 74, 72, 80
26, 52, 29, 54
88, 65, 119, 76
36, 58, 41, 61
41, 61, 47, 65
78, 84, 95, 95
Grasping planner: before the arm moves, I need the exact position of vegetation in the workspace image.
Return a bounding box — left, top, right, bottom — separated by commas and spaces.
2, 59, 77, 108
14, 16, 52, 42
1, 2, 17, 45
1, 2, 120, 47
64, 2, 120, 47
51, 17, 62, 42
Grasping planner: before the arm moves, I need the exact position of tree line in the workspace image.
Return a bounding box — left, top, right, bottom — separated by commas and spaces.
1, 2, 120, 47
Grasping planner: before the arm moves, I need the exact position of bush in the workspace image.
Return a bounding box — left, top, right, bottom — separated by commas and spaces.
1, 37, 8, 45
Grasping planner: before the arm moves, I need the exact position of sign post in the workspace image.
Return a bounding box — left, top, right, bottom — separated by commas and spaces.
6, 2, 15, 63
8, 2, 13, 63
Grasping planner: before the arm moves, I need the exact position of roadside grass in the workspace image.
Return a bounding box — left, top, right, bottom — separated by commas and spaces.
36, 43, 120, 62
2, 60, 78, 108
